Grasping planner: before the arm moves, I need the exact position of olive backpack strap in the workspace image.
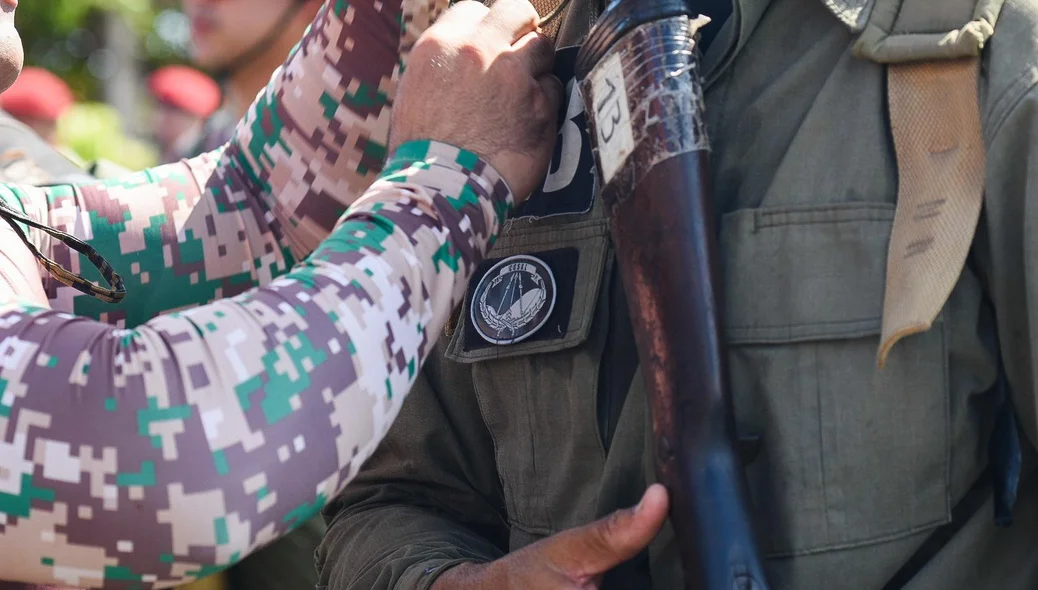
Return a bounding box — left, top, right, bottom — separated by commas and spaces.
851, 0, 1013, 586
878, 57, 986, 366
848, 0, 1006, 366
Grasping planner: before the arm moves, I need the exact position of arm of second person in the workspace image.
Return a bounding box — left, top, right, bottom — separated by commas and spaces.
0, 142, 511, 589
12, 0, 448, 326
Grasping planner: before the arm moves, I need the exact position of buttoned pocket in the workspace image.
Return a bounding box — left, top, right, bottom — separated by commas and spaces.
444, 215, 614, 539
720, 203, 951, 557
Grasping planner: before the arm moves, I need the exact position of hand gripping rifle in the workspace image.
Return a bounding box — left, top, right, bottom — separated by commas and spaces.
575, 3, 769, 589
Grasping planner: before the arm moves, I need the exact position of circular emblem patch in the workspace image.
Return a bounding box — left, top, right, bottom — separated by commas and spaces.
471, 255, 557, 345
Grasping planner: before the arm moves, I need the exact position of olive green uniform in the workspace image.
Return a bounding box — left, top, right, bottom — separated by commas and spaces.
0, 110, 93, 185
318, 0, 1038, 588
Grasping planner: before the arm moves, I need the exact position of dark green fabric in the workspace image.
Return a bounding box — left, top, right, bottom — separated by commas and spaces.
319, 0, 1038, 588
229, 516, 325, 590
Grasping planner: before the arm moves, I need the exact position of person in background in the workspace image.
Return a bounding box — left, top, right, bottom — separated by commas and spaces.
0, 67, 73, 147
0, 66, 128, 182
148, 65, 221, 163
180, 0, 321, 154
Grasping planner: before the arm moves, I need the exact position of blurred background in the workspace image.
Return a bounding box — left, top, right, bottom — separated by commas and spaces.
15, 0, 194, 170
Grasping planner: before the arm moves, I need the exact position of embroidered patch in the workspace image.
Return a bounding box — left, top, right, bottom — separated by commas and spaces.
471, 255, 558, 345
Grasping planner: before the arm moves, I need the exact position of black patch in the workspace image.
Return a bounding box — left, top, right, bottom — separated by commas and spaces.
464, 248, 579, 350
471, 255, 557, 345
513, 46, 596, 220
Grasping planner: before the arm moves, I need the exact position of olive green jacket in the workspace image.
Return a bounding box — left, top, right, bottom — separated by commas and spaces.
318, 0, 1038, 588
0, 110, 93, 185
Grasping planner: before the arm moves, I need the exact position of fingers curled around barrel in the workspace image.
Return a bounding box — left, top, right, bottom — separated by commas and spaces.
481, 0, 541, 45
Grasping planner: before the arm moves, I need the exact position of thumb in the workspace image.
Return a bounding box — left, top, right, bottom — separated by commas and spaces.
551, 484, 670, 578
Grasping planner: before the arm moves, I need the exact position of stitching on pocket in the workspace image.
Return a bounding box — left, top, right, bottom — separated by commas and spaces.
765, 517, 950, 558
752, 203, 895, 230
727, 317, 881, 344
507, 518, 554, 537
494, 217, 608, 251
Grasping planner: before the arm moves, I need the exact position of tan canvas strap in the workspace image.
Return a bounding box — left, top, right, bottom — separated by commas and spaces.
878, 58, 985, 367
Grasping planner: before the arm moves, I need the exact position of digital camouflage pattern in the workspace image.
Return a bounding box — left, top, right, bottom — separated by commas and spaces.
0, 0, 511, 587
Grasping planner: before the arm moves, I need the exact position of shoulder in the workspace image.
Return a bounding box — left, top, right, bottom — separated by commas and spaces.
983, 0, 1038, 139
0, 110, 93, 185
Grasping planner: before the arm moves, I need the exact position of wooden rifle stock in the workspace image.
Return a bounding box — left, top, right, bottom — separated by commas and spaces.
576, 5, 769, 589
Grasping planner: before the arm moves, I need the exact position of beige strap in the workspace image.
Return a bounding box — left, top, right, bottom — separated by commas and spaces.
878, 58, 986, 367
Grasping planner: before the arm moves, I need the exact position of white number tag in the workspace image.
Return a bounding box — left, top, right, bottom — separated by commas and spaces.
588, 52, 634, 185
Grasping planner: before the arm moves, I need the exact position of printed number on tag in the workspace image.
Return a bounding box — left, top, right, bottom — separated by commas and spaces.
589, 53, 634, 185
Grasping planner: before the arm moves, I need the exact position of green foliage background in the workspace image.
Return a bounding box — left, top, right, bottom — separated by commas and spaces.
14, 0, 189, 169
16, 0, 183, 98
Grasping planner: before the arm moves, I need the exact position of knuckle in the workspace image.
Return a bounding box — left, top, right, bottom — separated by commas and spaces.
455, 42, 489, 69
594, 508, 633, 552
450, 0, 490, 16
411, 33, 449, 59
534, 81, 561, 118
499, 0, 538, 19
529, 33, 554, 59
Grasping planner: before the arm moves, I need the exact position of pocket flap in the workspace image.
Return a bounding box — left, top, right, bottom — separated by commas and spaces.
721, 203, 896, 345
445, 217, 611, 363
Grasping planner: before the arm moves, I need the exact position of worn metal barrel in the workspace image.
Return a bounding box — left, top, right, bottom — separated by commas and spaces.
576, 5, 769, 589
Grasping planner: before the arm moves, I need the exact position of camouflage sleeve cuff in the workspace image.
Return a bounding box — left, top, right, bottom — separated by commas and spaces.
366, 139, 514, 256
379, 139, 514, 227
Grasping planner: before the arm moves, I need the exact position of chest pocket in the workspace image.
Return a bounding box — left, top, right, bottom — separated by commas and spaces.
444, 209, 614, 541
443, 44, 618, 541
720, 202, 952, 557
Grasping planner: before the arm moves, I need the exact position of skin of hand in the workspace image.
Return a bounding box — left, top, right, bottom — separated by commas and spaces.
431, 484, 671, 589
0, 3, 60, 587
389, 0, 564, 203
0, 0, 22, 93
0, 223, 49, 308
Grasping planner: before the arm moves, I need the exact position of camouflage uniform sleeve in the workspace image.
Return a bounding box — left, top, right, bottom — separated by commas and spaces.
3, 0, 446, 327
0, 140, 512, 589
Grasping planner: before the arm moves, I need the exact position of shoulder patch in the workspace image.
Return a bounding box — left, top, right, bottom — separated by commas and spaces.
471, 254, 557, 345
464, 248, 579, 349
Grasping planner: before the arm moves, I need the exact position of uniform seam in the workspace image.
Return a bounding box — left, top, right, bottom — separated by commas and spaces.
764, 517, 948, 558
985, 65, 1038, 145
468, 365, 515, 534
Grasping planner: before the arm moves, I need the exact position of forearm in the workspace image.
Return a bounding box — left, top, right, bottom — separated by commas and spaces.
321, 505, 502, 590
0, 142, 510, 589
0, 219, 47, 308
6, 0, 452, 325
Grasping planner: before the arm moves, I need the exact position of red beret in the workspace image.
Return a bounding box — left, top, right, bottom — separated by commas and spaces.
0, 67, 75, 122
149, 66, 222, 118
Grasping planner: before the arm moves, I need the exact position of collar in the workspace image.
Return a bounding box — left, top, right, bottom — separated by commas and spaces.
819, 0, 1004, 62
818, 0, 874, 32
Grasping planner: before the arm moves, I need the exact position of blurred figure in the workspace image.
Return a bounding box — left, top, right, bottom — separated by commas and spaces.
0, 66, 91, 186
148, 65, 221, 162
0, 67, 73, 146
181, 0, 322, 153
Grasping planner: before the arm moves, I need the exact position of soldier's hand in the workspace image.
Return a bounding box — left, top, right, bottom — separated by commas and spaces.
431, 484, 669, 589
389, 0, 563, 203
